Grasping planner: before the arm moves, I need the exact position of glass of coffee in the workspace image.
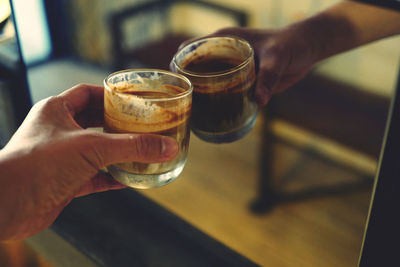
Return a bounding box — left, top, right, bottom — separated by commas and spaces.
104, 69, 192, 189
171, 36, 257, 143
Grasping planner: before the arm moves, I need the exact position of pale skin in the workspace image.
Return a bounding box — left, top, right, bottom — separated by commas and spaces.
0, 84, 179, 241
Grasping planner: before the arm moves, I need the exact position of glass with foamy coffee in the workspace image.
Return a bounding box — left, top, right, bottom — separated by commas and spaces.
104, 69, 192, 189
172, 36, 257, 143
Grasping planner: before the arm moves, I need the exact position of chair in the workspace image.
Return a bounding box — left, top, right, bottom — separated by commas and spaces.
251, 72, 390, 213
108, 0, 248, 71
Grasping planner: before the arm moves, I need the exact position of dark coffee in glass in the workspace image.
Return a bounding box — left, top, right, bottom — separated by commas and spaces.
172, 36, 257, 143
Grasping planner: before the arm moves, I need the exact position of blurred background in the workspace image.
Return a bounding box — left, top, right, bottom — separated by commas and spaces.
0, 0, 399, 266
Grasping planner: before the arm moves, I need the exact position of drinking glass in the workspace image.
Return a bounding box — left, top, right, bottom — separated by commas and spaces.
104, 69, 192, 189
172, 36, 257, 143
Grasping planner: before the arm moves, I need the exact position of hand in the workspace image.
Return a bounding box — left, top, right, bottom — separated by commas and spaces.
213, 27, 317, 106
0, 84, 179, 240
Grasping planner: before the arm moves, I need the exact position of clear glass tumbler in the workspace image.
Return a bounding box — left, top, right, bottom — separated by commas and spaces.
172, 36, 257, 143
104, 69, 192, 189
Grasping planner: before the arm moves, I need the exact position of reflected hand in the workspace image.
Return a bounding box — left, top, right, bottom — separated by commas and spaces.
0, 84, 179, 240
212, 27, 316, 106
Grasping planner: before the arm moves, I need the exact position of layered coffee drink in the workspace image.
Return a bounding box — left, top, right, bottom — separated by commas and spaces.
104, 70, 192, 189
172, 36, 257, 143
182, 56, 256, 135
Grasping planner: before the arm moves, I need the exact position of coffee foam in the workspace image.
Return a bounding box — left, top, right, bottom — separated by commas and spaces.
105, 83, 191, 133
176, 37, 255, 94
189, 65, 256, 94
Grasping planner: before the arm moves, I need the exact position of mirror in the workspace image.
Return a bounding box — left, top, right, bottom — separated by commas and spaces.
0, 0, 31, 147
2, 0, 399, 266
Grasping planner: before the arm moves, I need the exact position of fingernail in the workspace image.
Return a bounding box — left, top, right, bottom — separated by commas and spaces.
161, 137, 179, 157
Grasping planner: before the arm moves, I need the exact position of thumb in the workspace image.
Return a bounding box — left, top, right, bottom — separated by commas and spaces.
254, 46, 284, 106
255, 63, 280, 107
80, 133, 180, 169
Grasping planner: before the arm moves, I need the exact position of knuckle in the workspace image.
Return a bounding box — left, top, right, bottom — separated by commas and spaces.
72, 83, 90, 90
77, 132, 107, 169
131, 134, 161, 159
30, 96, 69, 122
35, 96, 62, 110
133, 135, 150, 155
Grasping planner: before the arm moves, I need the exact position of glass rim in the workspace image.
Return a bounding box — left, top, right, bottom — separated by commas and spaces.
172, 35, 254, 78
104, 68, 193, 101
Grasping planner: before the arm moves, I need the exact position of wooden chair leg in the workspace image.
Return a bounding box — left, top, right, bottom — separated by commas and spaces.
249, 110, 279, 214
250, 113, 374, 214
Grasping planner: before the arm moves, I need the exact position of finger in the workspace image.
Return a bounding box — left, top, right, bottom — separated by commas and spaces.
75, 171, 127, 197
74, 106, 104, 129
59, 84, 104, 117
272, 70, 310, 94
79, 132, 180, 169
254, 52, 282, 106
255, 75, 273, 106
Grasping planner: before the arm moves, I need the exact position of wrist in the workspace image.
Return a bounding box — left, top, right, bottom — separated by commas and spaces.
284, 16, 336, 64
277, 21, 322, 68
0, 152, 14, 240
0, 149, 29, 240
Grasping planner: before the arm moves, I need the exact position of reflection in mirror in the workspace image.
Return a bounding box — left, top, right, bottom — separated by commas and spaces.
0, 0, 31, 147
0, 0, 15, 147
12, 0, 52, 65
9, 0, 58, 112
1, 0, 399, 266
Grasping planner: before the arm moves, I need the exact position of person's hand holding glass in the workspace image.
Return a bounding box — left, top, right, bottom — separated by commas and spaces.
104, 69, 192, 189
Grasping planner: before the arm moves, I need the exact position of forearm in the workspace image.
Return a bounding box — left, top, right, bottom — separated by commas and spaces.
287, 1, 400, 63
0, 149, 33, 240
